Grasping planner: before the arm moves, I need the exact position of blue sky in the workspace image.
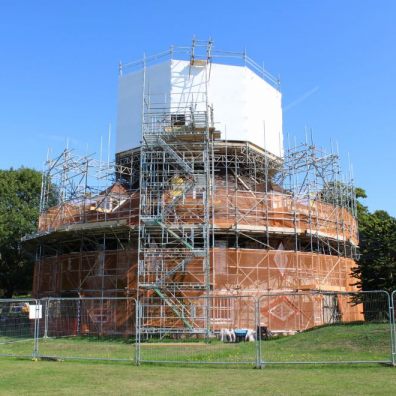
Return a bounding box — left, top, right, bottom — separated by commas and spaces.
0, 1, 395, 215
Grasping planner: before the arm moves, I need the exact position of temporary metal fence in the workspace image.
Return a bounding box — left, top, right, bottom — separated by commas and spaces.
137, 295, 258, 366
258, 291, 393, 366
37, 297, 137, 362
0, 292, 395, 367
0, 298, 40, 359
392, 290, 396, 366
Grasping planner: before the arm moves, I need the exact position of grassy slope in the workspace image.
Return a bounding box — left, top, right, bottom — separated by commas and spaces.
263, 323, 392, 362
2, 323, 391, 363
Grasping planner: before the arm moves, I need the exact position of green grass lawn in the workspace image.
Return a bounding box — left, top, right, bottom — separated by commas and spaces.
0, 323, 395, 395
0, 323, 393, 364
262, 323, 393, 363
0, 359, 396, 395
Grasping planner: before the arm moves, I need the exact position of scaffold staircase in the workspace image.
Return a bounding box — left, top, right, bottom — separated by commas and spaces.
138, 39, 213, 334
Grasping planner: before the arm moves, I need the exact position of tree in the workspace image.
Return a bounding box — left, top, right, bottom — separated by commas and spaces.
352, 188, 396, 294
0, 168, 42, 297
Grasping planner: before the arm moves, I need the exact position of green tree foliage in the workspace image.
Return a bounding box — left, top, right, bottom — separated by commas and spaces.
353, 188, 396, 293
0, 168, 42, 297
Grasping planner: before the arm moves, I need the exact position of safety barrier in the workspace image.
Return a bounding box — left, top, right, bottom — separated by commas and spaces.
0, 291, 395, 367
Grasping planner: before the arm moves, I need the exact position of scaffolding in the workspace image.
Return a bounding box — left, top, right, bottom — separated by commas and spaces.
28, 148, 139, 304
138, 39, 213, 334
26, 41, 359, 335
28, 137, 358, 332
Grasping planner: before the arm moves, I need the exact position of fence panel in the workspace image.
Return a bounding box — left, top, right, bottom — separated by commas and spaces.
1, 291, 395, 366
0, 299, 39, 358
258, 291, 393, 365
392, 291, 396, 366
138, 295, 258, 366
37, 297, 137, 362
